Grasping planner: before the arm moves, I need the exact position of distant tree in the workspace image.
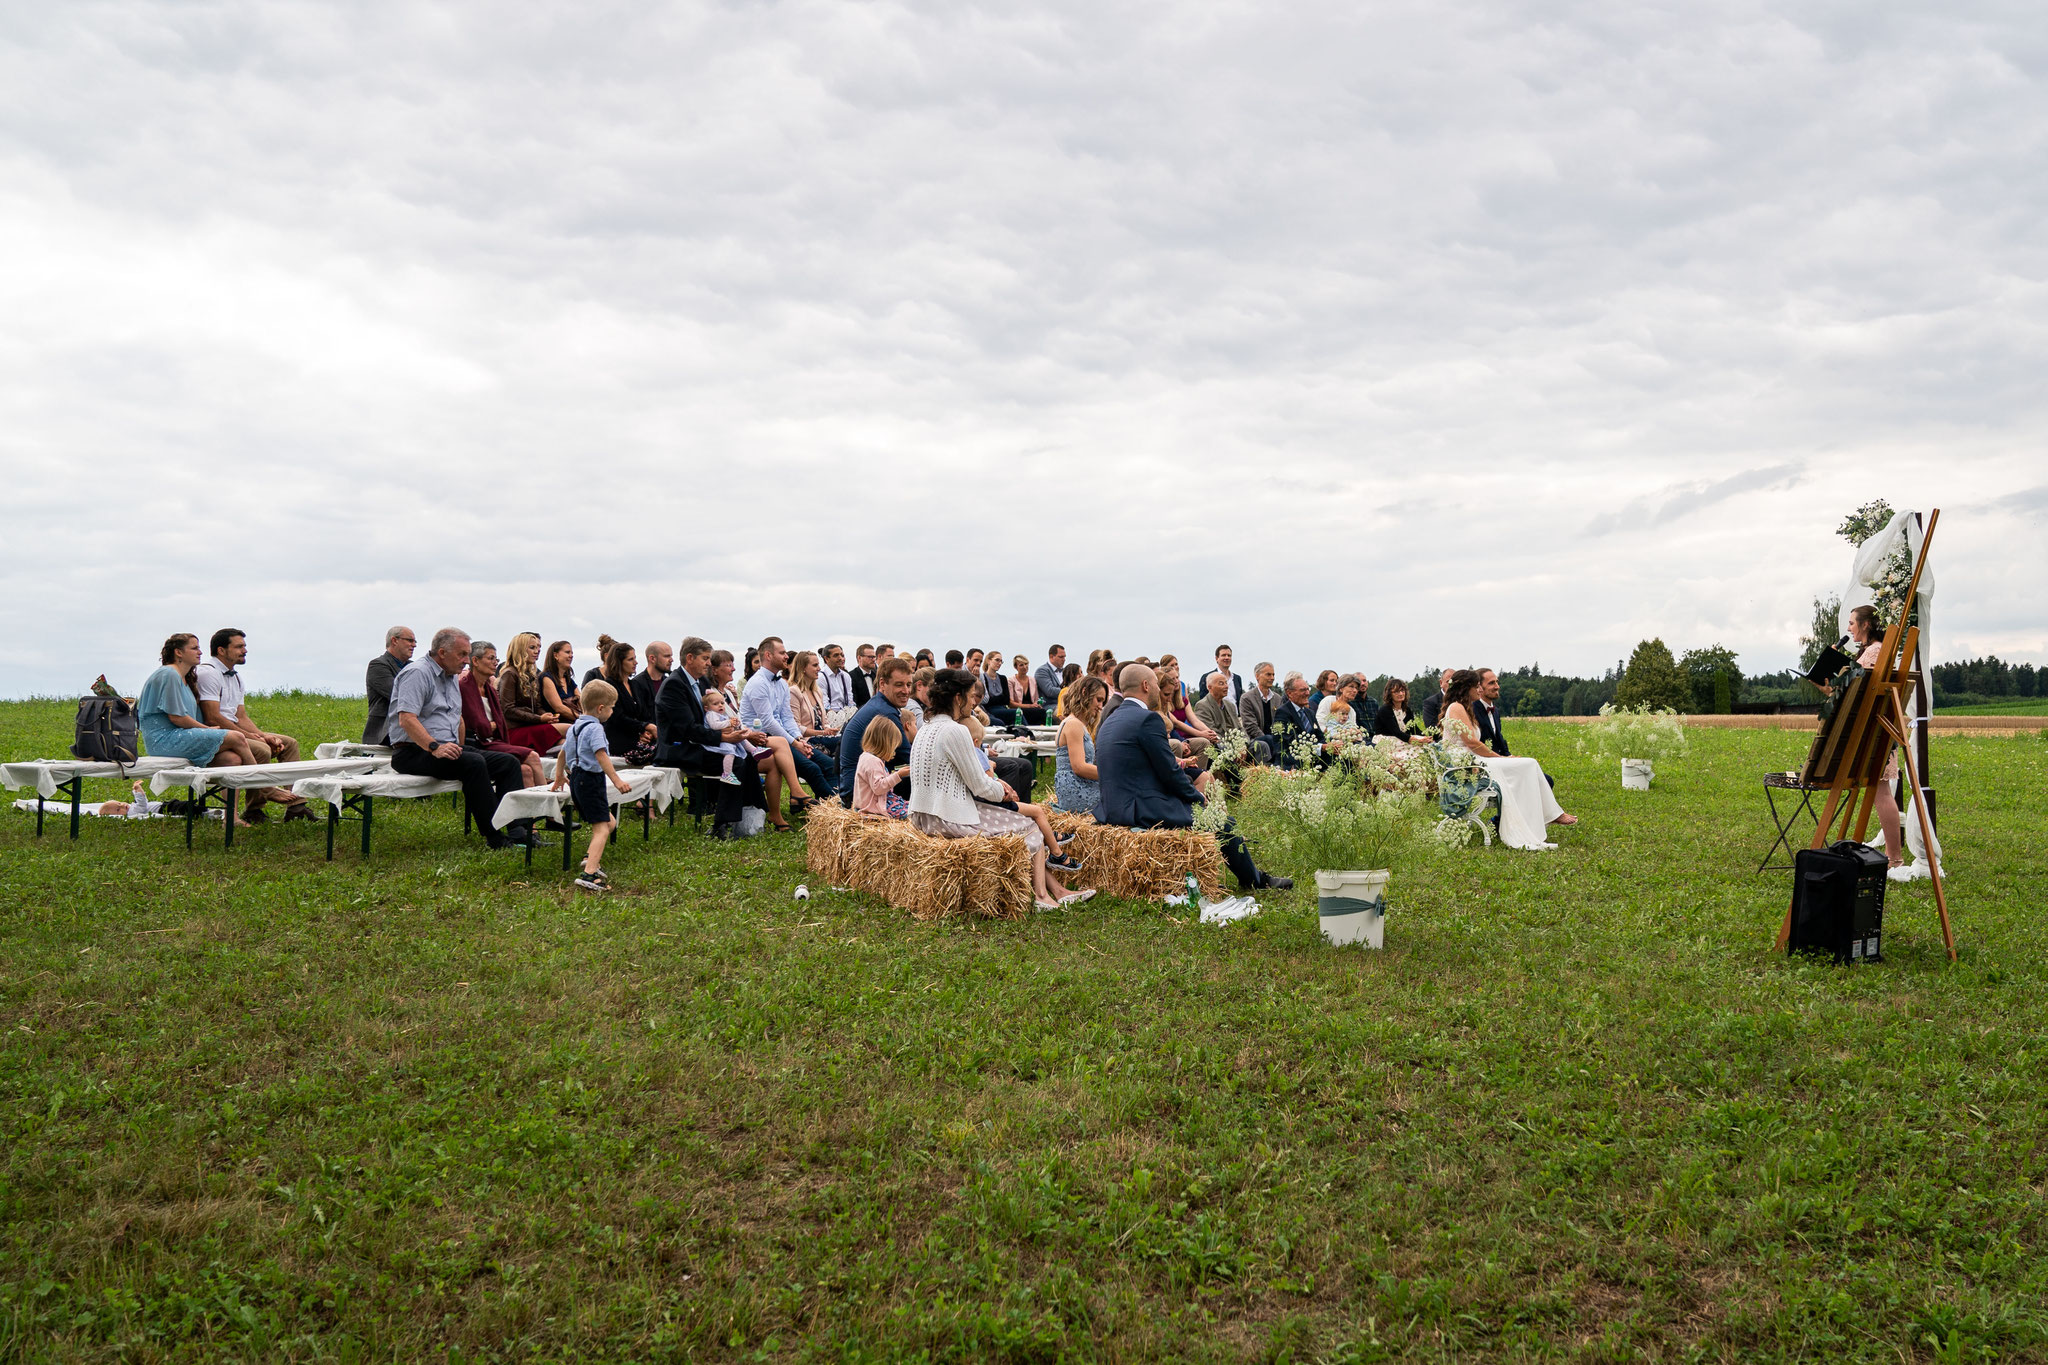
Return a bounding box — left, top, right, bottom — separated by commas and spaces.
1678, 644, 1742, 714
1614, 639, 1690, 711
1798, 595, 1842, 673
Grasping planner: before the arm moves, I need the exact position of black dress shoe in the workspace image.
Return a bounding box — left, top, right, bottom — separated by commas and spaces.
502, 829, 539, 849
1262, 874, 1293, 891
711, 824, 736, 841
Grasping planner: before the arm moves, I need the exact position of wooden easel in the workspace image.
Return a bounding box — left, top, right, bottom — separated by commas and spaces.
1775, 509, 1955, 960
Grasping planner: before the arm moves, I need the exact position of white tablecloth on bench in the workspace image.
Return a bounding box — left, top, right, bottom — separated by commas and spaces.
292, 770, 463, 809
536, 759, 685, 805
151, 757, 387, 797
314, 742, 394, 760
1, 757, 186, 801
492, 765, 679, 830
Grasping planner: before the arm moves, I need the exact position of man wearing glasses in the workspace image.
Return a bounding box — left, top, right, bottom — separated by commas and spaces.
363, 626, 417, 745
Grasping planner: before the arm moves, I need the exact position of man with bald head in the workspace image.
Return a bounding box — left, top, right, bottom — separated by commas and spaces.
1093, 664, 1290, 892
631, 641, 672, 718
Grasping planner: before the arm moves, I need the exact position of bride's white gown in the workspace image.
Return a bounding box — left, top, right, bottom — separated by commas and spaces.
1481, 754, 1565, 851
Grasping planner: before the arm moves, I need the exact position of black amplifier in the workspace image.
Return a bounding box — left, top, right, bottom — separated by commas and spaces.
1789, 840, 1888, 963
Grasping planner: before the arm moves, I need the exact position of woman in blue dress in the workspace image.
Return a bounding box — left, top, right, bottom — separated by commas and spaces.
1051, 675, 1109, 815
139, 634, 258, 769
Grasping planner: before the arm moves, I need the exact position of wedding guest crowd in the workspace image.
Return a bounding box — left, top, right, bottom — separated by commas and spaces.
116, 622, 1577, 881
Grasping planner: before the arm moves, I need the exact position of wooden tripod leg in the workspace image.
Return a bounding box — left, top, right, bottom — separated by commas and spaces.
1890, 695, 1955, 961
1848, 782, 1879, 844
1779, 785, 1848, 950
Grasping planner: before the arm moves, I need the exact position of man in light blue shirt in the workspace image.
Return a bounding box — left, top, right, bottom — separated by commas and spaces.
387, 627, 534, 849
739, 636, 836, 797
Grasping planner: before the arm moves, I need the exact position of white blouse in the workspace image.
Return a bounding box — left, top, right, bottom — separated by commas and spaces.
908, 713, 1006, 826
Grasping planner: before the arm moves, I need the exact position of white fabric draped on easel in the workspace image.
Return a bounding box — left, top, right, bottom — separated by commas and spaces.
1845, 508, 1943, 879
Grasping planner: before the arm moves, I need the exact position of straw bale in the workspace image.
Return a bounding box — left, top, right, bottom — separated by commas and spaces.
1047, 811, 1225, 901
805, 801, 1033, 920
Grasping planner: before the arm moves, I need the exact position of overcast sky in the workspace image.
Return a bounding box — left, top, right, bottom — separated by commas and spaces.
3, 0, 2043, 698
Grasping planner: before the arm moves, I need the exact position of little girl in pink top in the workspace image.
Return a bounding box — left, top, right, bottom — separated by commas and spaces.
853, 716, 909, 819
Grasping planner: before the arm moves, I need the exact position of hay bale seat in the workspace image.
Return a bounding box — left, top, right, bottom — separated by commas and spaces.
806, 802, 1228, 915
806, 800, 1032, 920
1047, 810, 1224, 901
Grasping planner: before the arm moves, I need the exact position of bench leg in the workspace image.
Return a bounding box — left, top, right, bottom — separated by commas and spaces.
224, 787, 235, 850
69, 778, 82, 840
185, 787, 196, 849
642, 798, 650, 842
326, 801, 338, 861
362, 795, 374, 859
563, 808, 576, 872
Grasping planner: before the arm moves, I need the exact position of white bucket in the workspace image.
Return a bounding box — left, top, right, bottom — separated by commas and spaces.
1621, 758, 1654, 791
1315, 869, 1388, 948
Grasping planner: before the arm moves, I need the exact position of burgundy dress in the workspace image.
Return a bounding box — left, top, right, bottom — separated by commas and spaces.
460, 671, 538, 761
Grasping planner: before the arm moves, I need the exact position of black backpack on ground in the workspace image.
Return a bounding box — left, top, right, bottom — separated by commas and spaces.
1789, 839, 1888, 964
72, 695, 142, 765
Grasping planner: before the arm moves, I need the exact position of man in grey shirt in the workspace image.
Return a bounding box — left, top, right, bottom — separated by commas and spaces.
1034, 645, 1067, 713
387, 627, 533, 848
363, 625, 416, 745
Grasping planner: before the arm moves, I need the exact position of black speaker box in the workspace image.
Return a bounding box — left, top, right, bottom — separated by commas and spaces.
1789, 840, 1888, 964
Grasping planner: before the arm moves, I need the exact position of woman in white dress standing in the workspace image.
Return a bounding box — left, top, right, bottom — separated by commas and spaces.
1439, 669, 1578, 850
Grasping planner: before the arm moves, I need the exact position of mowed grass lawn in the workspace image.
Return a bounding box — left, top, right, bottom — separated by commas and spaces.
2, 697, 2045, 1364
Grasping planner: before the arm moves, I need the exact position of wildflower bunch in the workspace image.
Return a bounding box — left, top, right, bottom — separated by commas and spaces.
1577, 704, 1689, 765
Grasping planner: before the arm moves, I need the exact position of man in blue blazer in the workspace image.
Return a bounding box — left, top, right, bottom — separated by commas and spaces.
1268, 676, 1327, 770
1094, 664, 1291, 892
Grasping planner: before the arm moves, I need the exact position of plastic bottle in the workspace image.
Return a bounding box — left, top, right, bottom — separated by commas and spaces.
1185, 872, 1203, 907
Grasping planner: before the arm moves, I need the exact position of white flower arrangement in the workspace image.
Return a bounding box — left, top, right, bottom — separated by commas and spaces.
1233, 766, 1438, 875
1838, 498, 1914, 627
1577, 704, 1689, 765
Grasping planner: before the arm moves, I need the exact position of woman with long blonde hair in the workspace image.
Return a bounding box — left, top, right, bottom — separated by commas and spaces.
498, 632, 570, 751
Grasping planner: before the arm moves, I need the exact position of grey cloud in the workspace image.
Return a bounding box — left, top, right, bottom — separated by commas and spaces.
3, 0, 2046, 693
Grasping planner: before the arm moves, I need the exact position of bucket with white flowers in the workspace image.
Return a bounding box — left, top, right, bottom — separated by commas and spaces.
1578, 705, 1688, 792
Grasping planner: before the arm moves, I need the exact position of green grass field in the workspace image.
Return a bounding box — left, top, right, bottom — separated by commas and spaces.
3, 697, 2044, 1363
1936, 699, 2048, 716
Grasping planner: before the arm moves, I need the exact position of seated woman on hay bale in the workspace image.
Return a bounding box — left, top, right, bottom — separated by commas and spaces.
909, 668, 1096, 911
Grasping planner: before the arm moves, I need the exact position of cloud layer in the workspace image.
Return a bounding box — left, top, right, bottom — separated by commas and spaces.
3, 0, 2043, 695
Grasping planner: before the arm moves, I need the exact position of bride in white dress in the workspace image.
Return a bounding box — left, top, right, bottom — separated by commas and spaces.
1439, 669, 1577, 851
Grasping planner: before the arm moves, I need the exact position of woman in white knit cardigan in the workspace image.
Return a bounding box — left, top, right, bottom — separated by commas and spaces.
910, 669, 1091, 910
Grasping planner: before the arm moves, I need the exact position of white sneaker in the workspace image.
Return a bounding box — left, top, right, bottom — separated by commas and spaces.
1060, 888, 1097, 906
1034, 897, 1064, 912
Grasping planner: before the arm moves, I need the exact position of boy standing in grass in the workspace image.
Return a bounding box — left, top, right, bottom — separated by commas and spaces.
553, 679, 632, 892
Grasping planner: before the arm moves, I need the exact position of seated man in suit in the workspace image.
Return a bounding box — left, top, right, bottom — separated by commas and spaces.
362, 626, 415, 745
1192, 668, 1268, 764
1268, 675, 1328, 769
1095, 664, 1291, 892
654, 635, 767, 840
1034, 645, 1067, 713
1195, 645, 1245, 710
1420, 668, 1455, 732
1474, 668, 1554, 788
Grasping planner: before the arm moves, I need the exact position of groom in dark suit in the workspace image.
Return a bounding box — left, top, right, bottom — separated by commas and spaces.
1474, 669, 1553, 788
1095, 664, 1290, 892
